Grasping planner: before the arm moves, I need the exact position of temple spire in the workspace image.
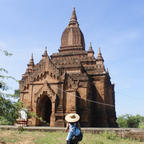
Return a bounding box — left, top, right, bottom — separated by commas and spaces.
97, 48, 104, 61
26, 53, 34, 73
42, 46, 48, 57
88, 42, 94, 57
88, 42, 93, 52
28, 53, 34, 66
71, 8, 77, 21
96, 48, 105, 71
60, 8, 85, 51
69, 8, 78, 26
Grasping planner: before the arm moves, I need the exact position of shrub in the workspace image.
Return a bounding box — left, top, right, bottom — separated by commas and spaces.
18, 126, 24, 133
0, 116, 10, 125
117, 114, 144, 128
139, 122, 144, 129
100, 131, 117, 140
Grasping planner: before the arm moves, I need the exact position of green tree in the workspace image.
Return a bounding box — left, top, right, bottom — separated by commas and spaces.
0, 49, 21, 125
117, 114, 144, 128
116, 114, 128, 128
139, 121, 144, 129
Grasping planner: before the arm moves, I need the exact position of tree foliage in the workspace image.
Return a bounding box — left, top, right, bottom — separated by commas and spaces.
0, 97, 21, 125
0, 49, 21, 125
117, 114, 144, 128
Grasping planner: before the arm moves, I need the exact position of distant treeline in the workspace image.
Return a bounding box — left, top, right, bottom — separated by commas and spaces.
117, 114, 144, 129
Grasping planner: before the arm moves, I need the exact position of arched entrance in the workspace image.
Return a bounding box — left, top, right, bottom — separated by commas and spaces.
37, 94, 52, 126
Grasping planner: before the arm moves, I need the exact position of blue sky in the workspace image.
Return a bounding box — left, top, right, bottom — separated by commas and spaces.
0, 0, 144, 116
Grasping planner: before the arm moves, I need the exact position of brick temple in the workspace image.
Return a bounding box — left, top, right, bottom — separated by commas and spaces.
20, 8, 117, 127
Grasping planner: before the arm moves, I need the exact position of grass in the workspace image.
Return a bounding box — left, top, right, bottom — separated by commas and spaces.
0, 130, 143, 144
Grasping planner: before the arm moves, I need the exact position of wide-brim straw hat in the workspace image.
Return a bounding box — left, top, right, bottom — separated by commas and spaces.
65, 113, 80, 123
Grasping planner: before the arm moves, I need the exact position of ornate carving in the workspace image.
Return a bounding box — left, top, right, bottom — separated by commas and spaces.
34, 80, 56, 103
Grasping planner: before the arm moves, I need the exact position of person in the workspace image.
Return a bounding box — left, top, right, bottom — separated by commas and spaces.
65, 113, 82, 144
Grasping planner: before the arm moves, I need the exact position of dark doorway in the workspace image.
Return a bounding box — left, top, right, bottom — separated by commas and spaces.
37, 95, 52, 126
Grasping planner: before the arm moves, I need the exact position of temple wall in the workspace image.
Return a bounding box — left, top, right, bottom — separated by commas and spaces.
104, 82, 117, 127
77, 86, 90, 126
93, 77, 105, 103
92, 76, 109, 127
65, 90, 76, 113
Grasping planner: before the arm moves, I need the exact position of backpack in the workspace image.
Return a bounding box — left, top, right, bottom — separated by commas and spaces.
71, 131, 83, 143
77, 131, 83, 141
